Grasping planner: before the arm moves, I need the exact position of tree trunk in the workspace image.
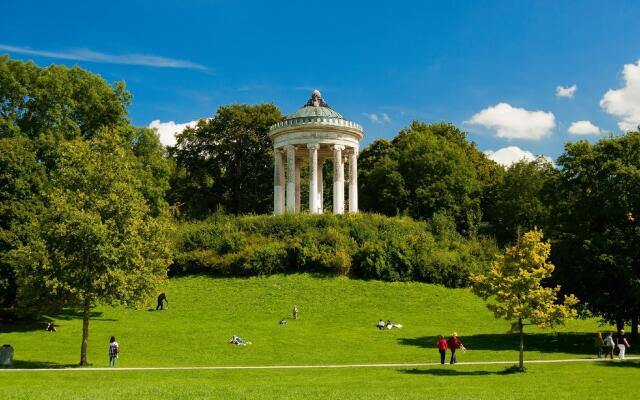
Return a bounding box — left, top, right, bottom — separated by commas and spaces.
519, 318, 524, 369
616, 318, 624, 332
80, 297, 90, 366
632, 316, 639, 342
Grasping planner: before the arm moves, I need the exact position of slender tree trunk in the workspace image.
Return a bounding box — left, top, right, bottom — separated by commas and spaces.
80, 297, 90, 366
632, 316, 639, 342
616, 318, 624, 332
519, 318, 524, 369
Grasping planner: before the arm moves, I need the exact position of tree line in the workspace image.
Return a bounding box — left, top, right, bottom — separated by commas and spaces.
1, 57, 639, 360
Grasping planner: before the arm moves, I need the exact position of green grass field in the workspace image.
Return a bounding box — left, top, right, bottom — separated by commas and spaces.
1, 274, 638, 399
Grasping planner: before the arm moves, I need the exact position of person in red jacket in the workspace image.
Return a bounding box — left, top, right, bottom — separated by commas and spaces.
436, 335, 448, 364
447, 333, 463, 364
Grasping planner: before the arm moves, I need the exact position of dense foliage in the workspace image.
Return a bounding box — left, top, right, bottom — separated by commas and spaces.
358, 122, 503, 235
173, 213, 497, 287
550, 132, 640, 332
169, 104, 283, 218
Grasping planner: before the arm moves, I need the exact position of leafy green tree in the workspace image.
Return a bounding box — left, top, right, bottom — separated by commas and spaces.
551, 132, 640, 337
0, 138, 45, 307
170, 104, 282, 217
0, 55, 130, 151
472, 230, 578, 369
359, 122, 501, 234
486, 157, 556, 244
10, 132, 172, 365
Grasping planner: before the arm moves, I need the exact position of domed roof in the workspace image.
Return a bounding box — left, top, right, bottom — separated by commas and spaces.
287, 90, 344, 119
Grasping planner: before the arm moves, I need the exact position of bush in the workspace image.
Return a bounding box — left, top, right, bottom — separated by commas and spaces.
171, 213, 497, 287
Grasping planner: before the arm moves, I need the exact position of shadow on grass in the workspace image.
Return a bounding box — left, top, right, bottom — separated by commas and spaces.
596, 360, 640, 369
7, 360, 79, 369
402, 368, 497, 376
52, 309, 117, 322
399, 332, 596, 355
0, 308, 117, 333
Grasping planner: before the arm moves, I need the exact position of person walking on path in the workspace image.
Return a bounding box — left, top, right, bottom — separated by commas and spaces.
447, 333, 463, 364
436, 335, 448, 365
156, 293, 168, 310
293, 305, 298, 320
595, 332, 605, 358
603, 331, 615, 359
109, 336, 119, 367
617, 329, 631, 360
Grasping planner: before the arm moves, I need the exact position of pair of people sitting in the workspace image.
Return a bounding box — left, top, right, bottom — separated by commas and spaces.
377, 319, 402, 330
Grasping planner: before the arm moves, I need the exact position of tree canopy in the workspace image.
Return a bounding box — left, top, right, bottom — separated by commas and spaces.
169, 104, 283, 218
551, 131, 640, 333
359, 121, 502, 234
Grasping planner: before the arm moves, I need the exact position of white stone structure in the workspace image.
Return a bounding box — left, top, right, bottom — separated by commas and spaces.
269, 90, 363, 214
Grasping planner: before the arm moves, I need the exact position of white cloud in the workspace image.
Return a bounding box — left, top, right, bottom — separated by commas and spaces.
568, 120, 601, 135
600, 59, 640, 132
0, 44, 206, 70
484, 146, 553, 167
467, 102, 556, 140
148, 120, 199, 147
556, 84, 577, 98
362, 112, 391, 124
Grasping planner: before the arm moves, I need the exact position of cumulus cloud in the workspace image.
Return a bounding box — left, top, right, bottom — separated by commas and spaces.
568, 120, 601, 135
0, 44, 206, 70
556, 84, 577, 98
600, 59, 640, 132
148, 120, 199, 147
467, 103, 556, 140
363, 112, 391, 124
484, 146, 553, 167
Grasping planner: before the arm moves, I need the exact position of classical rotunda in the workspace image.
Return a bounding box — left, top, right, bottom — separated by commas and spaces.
269, 90, 363, 214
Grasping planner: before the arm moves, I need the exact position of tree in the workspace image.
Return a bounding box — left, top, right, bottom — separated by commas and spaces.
169, 104, 282, 218
10, 131, 172, 365
485, 157, 556, 244
551, 132, 640, 338
359, 122, 502, 234
0, 137, 45, 307
471, 230, 578, 369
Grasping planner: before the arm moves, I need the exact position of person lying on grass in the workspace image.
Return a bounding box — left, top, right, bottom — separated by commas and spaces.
384, 320, 403, 329
229, 335, 252, 345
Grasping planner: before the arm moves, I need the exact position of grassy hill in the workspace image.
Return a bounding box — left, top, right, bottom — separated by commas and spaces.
3, 274, 639, 400
1, 274, 616, 368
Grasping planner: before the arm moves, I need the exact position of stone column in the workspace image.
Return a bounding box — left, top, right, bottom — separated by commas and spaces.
348, 148, 358, 213
295, 156, 301, 213
333, 145, 345, 214
273, 148, 285, 215
285, 145, 296, 213
317, 158, 324, 213
307, 143, 319, 213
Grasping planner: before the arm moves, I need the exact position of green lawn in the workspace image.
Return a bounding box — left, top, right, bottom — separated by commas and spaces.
1, 274, 635, 399
2, 361, 639, 400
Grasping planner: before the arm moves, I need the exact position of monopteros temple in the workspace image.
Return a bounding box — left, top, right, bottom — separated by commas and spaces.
269, 90, 363, 214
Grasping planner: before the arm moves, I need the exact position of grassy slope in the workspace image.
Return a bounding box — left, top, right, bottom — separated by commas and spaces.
1, 274, 613, 368
2, 274, 637, 399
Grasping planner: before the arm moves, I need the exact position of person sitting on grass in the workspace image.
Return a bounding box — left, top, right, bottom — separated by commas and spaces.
46, 322, 56, 332
279, 319, 288, 325
386, 320, 393, 329
377, 320, 385, 330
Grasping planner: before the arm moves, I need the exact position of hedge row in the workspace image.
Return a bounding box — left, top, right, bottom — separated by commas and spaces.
171, 213, 497, 288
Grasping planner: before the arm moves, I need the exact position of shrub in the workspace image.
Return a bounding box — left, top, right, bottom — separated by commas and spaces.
172, 213, 496, 287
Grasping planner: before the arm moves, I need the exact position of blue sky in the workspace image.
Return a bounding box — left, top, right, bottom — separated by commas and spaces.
2, 0, 640, 164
